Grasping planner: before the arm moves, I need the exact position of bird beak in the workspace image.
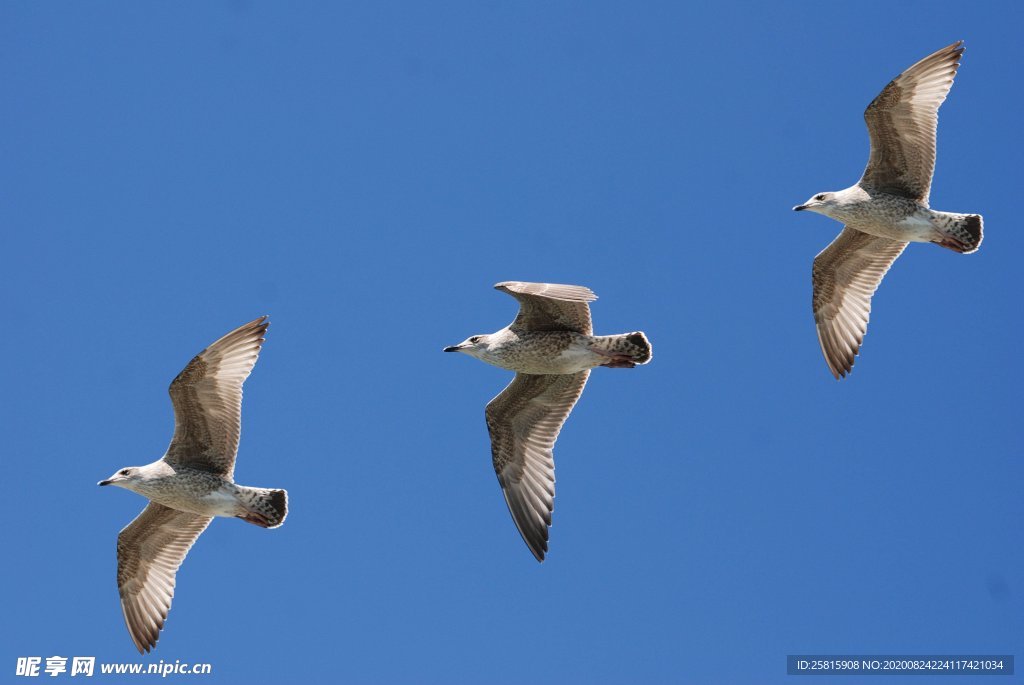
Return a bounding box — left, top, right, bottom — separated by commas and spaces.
98, 480, 112, 486
793, 204, 807, 211
443, 345, 461, 352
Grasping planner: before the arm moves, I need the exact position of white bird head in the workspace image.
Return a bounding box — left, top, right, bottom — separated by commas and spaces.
443, 334, 491, 359
793, 191, 840, 216
98, 466, 143, 491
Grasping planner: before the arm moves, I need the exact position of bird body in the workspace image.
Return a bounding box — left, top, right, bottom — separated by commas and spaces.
453, 328, 651, 375
807, 185, 978, 248
105, 463, 285, 526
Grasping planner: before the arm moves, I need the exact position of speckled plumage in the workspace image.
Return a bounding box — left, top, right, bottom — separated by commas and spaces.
470, 328, 651, 375
99, 317, 287, 653
794, 41, 983, 379
446, 281, 652, 561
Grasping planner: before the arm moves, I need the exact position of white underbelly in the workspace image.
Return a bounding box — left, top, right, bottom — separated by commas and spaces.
554, 345, 601, 371
512, 345, 599, 374
893, 214, 938, 242
197, 489, 241, 517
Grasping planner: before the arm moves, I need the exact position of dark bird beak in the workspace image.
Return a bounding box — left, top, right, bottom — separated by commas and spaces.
443, 345, 460, 352
793, 204, 807, 211
98, 480, 112, 486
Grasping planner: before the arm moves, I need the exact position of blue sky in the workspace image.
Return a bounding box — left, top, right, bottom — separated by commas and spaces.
2, 2, 1021, 683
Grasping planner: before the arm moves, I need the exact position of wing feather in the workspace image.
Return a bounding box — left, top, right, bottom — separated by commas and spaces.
813, 227, 907, 378
164, 317, 268, 477
116, 503, 211, 653
485, 371, 590, 561
495, 281, 595, 335
859, 41, 964, 203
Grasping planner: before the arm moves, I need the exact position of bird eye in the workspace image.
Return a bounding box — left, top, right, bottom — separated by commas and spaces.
814, 194, 826, 201
120, 469, 131, 476
469, 336, 481, 344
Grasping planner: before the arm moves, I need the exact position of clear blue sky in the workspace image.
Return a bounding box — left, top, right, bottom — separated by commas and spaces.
2, 2, 1021, 683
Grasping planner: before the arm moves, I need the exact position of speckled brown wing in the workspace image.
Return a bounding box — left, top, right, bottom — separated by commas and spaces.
164, 317, 268, 478
859, 41, 964, 203
485, 371, 590, 561
813, 227, 907, 379
117, 503, 212, 654
495, 281, 595, 335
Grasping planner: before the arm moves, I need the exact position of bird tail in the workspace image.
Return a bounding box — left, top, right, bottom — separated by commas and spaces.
934, 213, 983, 254
239, 487, 288, 529
593, 332, 653, 368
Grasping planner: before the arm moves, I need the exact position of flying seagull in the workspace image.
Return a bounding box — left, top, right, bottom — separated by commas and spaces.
445, 282, 652, 561
794, 41, 983, 378
99, 316, 287, 653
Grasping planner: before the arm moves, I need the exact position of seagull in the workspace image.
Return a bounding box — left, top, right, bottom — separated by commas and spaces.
445, 282, 652, 561
99, 316, 287, 653
794, 41, 983, 378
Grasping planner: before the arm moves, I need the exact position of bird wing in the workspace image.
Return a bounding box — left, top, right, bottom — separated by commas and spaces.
116, 503, 212, 653
813, 227, 907, 379
163, 316, 268, 478
859, 41, 964, 203
495, 281, 595, 335
485, 371, 590, 561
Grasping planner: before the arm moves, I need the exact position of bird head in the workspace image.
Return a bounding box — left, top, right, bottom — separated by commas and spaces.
98, 467, 142, 490
793, 191, 837, 216
443, 334, 490, 359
